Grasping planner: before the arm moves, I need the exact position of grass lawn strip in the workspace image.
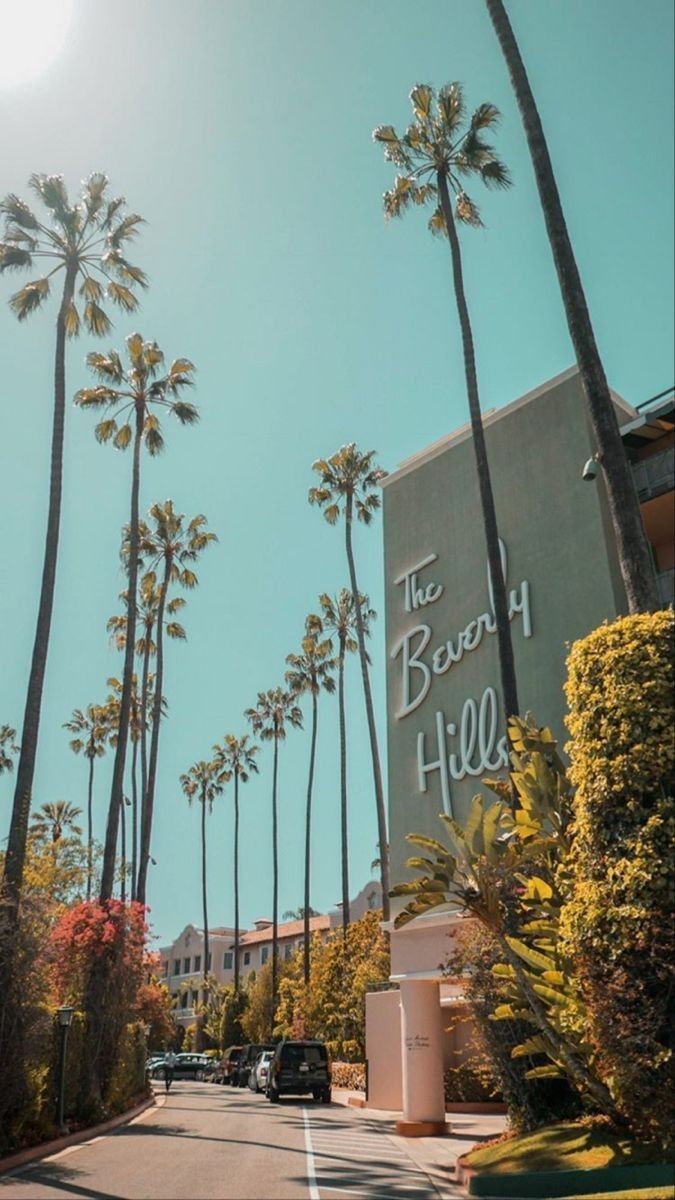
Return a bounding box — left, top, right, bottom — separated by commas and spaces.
464, 1120, 669, 1175
557, 1189, 674, 1199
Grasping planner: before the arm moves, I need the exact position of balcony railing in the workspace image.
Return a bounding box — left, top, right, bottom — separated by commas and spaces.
633, 448, 675, 502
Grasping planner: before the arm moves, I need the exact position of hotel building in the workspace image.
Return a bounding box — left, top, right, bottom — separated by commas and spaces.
365, 368, 674, 1133
158, 880, 382, 1025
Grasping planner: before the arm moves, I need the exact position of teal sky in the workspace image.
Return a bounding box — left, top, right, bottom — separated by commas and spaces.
1, 0, 673, 947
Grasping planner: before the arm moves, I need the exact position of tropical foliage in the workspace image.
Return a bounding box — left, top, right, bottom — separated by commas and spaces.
392, 716, 619, 1119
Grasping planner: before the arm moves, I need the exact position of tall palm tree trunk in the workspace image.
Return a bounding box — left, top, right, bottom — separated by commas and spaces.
485, 0, 657, 614
233, 774, 240, 994
135, 638, 148, 902
303, 691, 319, 986
120, 796, 127, 903
271, 733, 279, 1033
200, 786, 209, 1053
2, 264, 77, 919
438, 173, 520, 723
338, 639, 350, 934
137, 559, 171, 906
100, 407, 143, 900
86, 755, 95, 902
344, 500, 391, 922
130, 735, 139, 901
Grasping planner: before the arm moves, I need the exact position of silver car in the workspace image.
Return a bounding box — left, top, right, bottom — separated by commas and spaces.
248, 1050, 274, 1093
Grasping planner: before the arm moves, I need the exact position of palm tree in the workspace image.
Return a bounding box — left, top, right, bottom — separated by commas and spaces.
315, 589, 373, 932
484, 0, 657, 613
245, 688, 303, 1028
0, 173, 145, 923
134, 502, 217, 905
309, 445, 392, 921
0, 726, 19, 776
373, 87, 520, 734
285, 619, 335, 984
180, 758, 226, 1044
63, 704, 109, 900
76, 336, 199, 903
107, 577, 185, 897
29, 800, 83, 845
212, 734, 259, 993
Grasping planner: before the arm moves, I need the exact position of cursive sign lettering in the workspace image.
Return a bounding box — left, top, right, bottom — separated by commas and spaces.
392, 541, 531, 719
395, 553, 444, 614
417, 688, 509, 816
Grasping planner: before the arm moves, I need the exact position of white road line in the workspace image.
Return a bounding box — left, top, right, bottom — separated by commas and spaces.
302, 1105, 320, 1200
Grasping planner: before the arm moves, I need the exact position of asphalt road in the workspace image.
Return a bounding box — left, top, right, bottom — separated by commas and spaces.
0, 1082, 449, 1200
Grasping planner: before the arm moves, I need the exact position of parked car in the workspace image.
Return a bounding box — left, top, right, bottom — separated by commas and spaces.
215, 1045, 244, 1086
266, 1040, 331, 1103
235, 1042, 278, 1088
149, 1053, 213, 1082
248, 1050, 274, 1093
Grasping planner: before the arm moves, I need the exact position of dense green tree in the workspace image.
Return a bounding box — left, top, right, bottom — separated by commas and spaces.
0, 173, 145, 925
485, 0, 657, 613
134, 502, 216, 905
309, 445, 390, 920
286, 617, 335, 984
245, 688, 303, 1029
75, 336, 198, 902
373, 86, 519, 725
213, 734, 259, 993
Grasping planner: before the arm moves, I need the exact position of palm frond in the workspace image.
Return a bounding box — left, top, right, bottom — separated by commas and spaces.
84, 300, 112, 337
9, 277, 50, 319
0, 194, 39, 230
0, 244, 32, 273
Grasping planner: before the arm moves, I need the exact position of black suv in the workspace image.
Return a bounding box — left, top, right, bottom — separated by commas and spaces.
235, 1042, 278, 1088
266, 1040, 331, 1103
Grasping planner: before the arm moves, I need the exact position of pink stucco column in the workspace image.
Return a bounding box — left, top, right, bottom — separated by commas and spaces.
396, 979, 447, 1137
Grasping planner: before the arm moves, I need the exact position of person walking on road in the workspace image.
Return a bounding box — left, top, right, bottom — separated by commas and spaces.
164, 1050, 177, 1092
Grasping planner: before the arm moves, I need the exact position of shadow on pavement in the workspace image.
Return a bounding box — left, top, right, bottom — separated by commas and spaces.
0, 1162, 125, 1200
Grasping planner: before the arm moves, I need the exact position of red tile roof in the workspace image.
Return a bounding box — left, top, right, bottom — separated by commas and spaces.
239, 915, 331, 945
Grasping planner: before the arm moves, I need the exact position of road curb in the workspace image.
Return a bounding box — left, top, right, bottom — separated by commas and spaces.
0, 1094, 156, 1177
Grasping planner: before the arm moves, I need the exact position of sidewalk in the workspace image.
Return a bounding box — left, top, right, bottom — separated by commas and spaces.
331, 1089, 506, 1197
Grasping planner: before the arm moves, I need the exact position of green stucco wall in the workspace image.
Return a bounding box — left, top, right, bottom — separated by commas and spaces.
382, 370, 626, 891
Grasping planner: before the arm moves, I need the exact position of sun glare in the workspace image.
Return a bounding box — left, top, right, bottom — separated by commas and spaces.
0, 0, 74, 88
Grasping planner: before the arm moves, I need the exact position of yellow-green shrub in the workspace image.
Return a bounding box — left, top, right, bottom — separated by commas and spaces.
560, 610, 675, 1146
330, 1061, 365, 1091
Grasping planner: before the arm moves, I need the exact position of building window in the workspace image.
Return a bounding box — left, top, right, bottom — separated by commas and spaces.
181, 993, 188, 1008
193, 954, 201, 973
243, 951, 251, 966
191, 990, 199, 1006
162, 960, 169, 976
261, 946, 269, 965
284, 943, 292, 960
223, 951, 233, 969
173, 959, 181, 976
183, 957, 190, 975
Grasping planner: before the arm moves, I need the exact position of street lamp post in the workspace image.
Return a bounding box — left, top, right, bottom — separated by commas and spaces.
56, 1005, 74, 1133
